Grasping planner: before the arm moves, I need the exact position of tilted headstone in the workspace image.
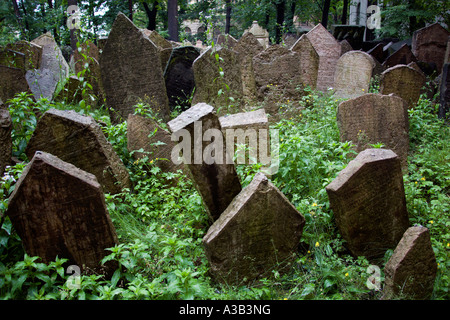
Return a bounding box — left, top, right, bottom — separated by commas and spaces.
412, 23, 450, 73
26, 32, 70, 100
337, 94, 409, 168
6, 151, 118, 274
340, 39, 353, 55
334, 51, 375, 98
127, 113, 183, 174
367, 42, 388, 64
290, 34, 319, 90
439, 63, 450, 119
326, 149, 410, 260
0, 109, 12, 176
382, 44, 417, 69
164, 46, 201, 111
168, 103, 242, 222
203, 172, 305, 285
380, 64, 426, 108
6, 40, 42, 70
382, 226, 437, 300
243, 21, 270, 49
25, 109, 130, 195
191, 47, 243, 116
304, 23, 341, 91
100, 13, 170, 123
0, 66, 31, 102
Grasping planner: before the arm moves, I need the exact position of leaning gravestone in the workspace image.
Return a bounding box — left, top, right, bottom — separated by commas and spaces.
100, 13, 170, 123
333, 51, 375, 98
0, 66, 31, 102
26, 32, 70, 100
0, 109, 12, 176
412, 23, 450, 73
141, 29, 173, 71
304, 23, 341, 92
6, 151, 118, 274
203, 172, 305, 285
191, 47, 243, 116
439, 63, 450, 119
382, 44, 417, 69
164, 46, 201, 111
290, 34, 319, 90
326, 149, 410, 261
337, 93, 409, 168
168, 103, 242, 222
25, 109, 130, 195
382, 226, 437, 300
380, 64, 426, 108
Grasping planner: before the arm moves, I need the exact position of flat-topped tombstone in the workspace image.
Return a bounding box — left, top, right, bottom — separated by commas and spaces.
412, 23, 450, 73
100, 13, 169, 123
304, 23, 341, 91
164, 46, 201, 111
0, 109, 12, 176
382, 226, 437, 300
382, 44, 417, 69
168, 103, 242, 222
326, 149, 410, 261
380, 64, 426, 108
203, 172, 305, 285
290, 34, 319, 90
25, 109, 130, 194
191, 47, 243, 116
0, 65, 31, 102
27, 33, 70, 99
337, 94, 409, 168
334, 51, 375, 98
6, 151, 118, 274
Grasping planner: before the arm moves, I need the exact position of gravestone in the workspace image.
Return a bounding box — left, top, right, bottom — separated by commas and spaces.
127, 113, 183, 174
290, 34, 319, 90
164, 46, 201, 111
72, 40, 100, 75
337, 94, 409, 168
412, 23, 450, 73
0, 49, 26, 69
382, 44, 417, 69
439, 63, 450, 119
380, 64, 426, 108
334, 51, 375, 98
203, 172, 305, 285
0, 109, 12, 176
340, 39, 353, 55
27, 33, 70, 100
216, 34, 238, 49
304, 23, 342, 92
6, 40, 42, 70
234, 32, 264, 104
382, 226, 437, 300
6, 151, 118, 274
141, 29, 173, 71
25, 109, 130, 195
168, 103, 242, 222
243, 21, 270, 49
252, 45, 303, 115
100, 13, 170, 123
191, 47, 243, 116
0, 66, 31, 102
325, 148, 410, 261
367, 42, 388, 64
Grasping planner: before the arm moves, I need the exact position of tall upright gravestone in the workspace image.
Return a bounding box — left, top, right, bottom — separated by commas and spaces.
290, 34, 319, 90
100, 13, 170, 123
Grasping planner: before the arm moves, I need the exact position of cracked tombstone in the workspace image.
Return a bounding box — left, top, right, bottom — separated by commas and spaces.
168, 103, 242, 222
6, 151, 118, 274
326, 149, 410, 261
382, 226, 437, 300
100, 13, 170, 123
25, 109, 130, 195
203, 172, 305, 285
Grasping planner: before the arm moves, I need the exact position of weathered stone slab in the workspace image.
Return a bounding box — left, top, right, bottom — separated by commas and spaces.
367, 42, 388, 64
100, 13, 170, 123
334, 51, 375, 98
326, 149, 410, 261
141, 29, 173, 70
25, 109, 130, 194
304, 23, 341, 91
164, 46, 200, 111
168, 103, 242, 222
243, 21, 270, 49
6, 151, 118, 274
203, 172, 305, 285
380, 64, 426, 108
216, 34, 238, 49
0, 65, 31, 102
340, 39, 353, 55
0, 109, 12, 176
290, 34, 319, 90
337, 94, 409, 168
191, 47, 243, 116
412, 23, 450, 73
382, 226, 437, 300
382, 44, 417, 69
6, 40, 42, 70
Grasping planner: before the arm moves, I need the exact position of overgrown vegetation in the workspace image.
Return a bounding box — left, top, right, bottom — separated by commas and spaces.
0, 83, 449, 300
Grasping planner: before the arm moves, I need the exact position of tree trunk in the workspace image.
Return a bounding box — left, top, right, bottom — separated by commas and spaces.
225, 0, 231, 34
342, 0, 349, 24
129, 0, 133, 21
168, 0, 178, 42
275, 0, 286, 44
143, 1, 158, 30
321, 0, 331, 28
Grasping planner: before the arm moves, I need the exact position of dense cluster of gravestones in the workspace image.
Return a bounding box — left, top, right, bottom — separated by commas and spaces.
1, 12, 448, 298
